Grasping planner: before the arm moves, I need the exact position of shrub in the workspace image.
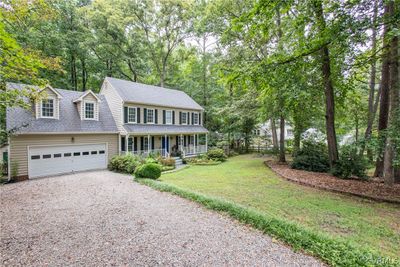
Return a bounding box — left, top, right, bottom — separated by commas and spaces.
331, 145, 367, 179
159, 157, 176, 167
109, 154, 141, 174
186, 157, 220, 165
134, 163, 162, 179
291, 141, 330, 172
206, 148, 227, 162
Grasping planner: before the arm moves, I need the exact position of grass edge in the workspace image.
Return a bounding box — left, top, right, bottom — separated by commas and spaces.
136, 178, 399, 267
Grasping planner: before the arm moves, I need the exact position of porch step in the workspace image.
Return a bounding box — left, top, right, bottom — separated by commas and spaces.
173, 157, 183, 166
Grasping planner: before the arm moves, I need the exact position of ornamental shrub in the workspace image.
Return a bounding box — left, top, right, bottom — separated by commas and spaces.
331, 145, 367, 179
134, 163, 162, 179
158, 157, 176, 167
206, 148, 227, 162
291, 141, 330, 172
109, 154, 141, 174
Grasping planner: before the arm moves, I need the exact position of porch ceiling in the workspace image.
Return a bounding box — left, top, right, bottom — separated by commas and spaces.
123, 124, 208, 135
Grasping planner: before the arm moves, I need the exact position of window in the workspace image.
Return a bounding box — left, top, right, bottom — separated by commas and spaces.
91, 151, 98, 155
31, 155, 40, 160
84, 101, 95, 119
287, 129, 293, 136
193, 113, 199, 125
73, 152, 81, 156
128, 107, 136, 123
43, 154, 51, 159
54, 153, 62, 158
147, 109, 155, 123
41, 98, 54, 118
99, 150, 105, 154
82, 151, 89, 156
165, 110, 173, 124
64, 153, 71, 157
181, 112, 187, 124
128, 138, 133, 152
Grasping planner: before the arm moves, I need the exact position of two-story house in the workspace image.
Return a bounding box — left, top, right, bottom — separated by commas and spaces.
6, 78, 208, 180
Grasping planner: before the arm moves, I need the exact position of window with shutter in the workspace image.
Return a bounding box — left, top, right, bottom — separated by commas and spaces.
165, 110, 172, 124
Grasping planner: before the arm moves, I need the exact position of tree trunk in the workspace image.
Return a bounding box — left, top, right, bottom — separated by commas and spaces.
81, 58, 87, 91
383, 1, 399, 185
313, 1, 338, 167
271, 118, 278, 150
374, 3, 391, 177
279, 116, 286, 162
70, 53, 77, 91
360, 0, 379, 157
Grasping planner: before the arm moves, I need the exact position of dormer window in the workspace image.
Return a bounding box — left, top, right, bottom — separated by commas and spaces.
84, 101, 95, 120
41, 98, 55, 118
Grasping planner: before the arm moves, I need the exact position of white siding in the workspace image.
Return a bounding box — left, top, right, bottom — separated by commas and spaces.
100, 80, 124, 132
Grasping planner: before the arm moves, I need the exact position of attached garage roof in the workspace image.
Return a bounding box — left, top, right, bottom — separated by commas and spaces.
106, 77, 204, 110
123, 124, 208, 135
6, 83, 119, 134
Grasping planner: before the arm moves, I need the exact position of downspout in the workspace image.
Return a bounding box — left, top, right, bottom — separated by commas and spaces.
7, 136, 11, 182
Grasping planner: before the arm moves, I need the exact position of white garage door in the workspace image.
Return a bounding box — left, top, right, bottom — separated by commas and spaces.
28, 143, 107, 178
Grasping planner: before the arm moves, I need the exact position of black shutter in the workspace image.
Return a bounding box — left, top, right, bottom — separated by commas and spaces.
155, 109, 158, 124
187, 112, 190, 124
184, 136, 187, 146
151, 136, 155, 149
199, 113, 201, 125
121, 136, 126, 152
176, 136, 179, 146
134, 137, 138, 152
128, 137, 133, 152
144, 108, 147, 123
163, 110, 166, 124
140, 137, 144, 150
123, 107, 128, 123
179, 112, 182, 124
137, 108, 141, 123
191, 112, 194, 125
172, 111, 175, 124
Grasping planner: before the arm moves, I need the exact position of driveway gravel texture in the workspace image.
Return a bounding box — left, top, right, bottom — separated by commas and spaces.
0, 171, 323, 266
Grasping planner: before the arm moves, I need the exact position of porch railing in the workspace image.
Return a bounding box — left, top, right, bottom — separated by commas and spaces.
122, 149, 168, 157
181, 145, 207, 156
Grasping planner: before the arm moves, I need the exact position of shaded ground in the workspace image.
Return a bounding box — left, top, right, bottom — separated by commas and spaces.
0, 171, 322, 266
161, 154, 400, 258
267, 160, 400, 203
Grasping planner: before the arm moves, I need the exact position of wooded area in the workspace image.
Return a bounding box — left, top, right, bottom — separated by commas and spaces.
1, 0, 399, 184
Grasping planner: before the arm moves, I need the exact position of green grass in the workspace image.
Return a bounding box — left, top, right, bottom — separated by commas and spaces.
159, 154, 400, 259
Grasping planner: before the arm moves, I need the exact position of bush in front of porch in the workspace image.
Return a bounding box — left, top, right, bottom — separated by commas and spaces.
109, 153, 176, 175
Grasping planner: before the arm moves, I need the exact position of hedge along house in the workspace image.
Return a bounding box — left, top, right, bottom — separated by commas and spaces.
100, 77, 209, 157
6, 83, 119, 180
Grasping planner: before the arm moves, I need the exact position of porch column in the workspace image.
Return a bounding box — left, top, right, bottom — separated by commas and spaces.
180, 134, 183, 152
205, 133, 208, 152
193, 134, 196, 154
147, 134, 150, 154
126, 134, 129, 153
164, 134, 168, 156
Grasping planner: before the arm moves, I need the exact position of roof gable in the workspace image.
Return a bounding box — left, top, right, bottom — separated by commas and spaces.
73, 90, 101, 103
104, 77, 204, 110
39, 85, 63, 99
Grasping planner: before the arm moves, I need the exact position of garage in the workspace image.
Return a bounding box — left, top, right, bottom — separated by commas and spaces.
28, 143, 107, 178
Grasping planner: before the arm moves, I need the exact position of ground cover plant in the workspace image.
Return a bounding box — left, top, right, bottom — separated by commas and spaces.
160, 154, 400, 259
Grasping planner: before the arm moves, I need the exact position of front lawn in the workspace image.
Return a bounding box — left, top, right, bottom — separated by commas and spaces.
161, 154, 400, 259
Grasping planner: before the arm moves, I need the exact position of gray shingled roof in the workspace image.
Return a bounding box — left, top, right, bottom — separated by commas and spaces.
123, 124, 208, 135
6, 83, 118, 134
106, 77, 204, 110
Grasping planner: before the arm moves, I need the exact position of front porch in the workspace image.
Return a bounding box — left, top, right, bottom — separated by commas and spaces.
120, 133, 208, 158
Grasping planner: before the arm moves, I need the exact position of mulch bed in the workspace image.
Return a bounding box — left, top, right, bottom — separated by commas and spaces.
265, 160, 400, 204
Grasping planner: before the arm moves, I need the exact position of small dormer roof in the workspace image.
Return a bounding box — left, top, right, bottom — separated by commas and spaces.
73, 90, 101, 103
39, 85, 63, 99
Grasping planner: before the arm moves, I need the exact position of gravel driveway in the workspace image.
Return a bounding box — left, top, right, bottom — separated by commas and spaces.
0, 171, 323, 266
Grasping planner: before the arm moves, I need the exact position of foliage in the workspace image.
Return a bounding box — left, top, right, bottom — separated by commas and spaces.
186, 156, 221, 165
158, 157, 176, 167
109, 154, 142, 174
206, 148, 227, 162
138, 177, 398, 266
160, 155, 400, 259
161, 165, 175, 172
134, 163, 162, 179
291, 141, 330, 172
331, 144, 368, 179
